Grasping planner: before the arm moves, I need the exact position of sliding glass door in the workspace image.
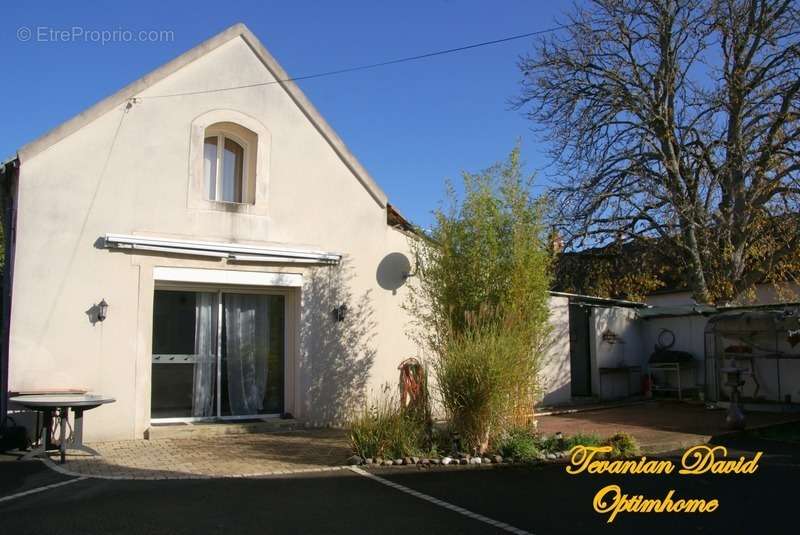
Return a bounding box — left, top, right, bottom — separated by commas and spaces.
151, 289, 285, 421
220, 293, 285, 416
151, 290, 213, 419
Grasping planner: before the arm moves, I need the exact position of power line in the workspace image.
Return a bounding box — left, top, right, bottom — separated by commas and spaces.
142, 24, 568, 99
36, 102, 129, 346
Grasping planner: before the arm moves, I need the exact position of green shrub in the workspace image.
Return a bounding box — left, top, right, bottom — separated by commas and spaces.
496, 427, 540, 461
602, 432, 640, 458
435, 317, 534, 453
533, 434, 557, 453
406, 148, 553, 453
348, 389, 425, 459
538, 432, 602, 453
425, 425, 453, 458
564, 433, 603, 451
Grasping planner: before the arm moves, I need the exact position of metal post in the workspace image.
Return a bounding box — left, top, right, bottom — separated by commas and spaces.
58, 407, 67, 464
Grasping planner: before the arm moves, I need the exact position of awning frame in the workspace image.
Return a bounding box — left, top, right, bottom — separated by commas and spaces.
104, 233, 341, 265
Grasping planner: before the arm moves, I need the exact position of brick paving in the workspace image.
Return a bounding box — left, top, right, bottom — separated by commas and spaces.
44, 402, 800, 479
536, 400, 800, 452
54, 429, 351, 479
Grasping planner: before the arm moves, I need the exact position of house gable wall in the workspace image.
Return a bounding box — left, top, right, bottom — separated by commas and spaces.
9, 36, 416, 440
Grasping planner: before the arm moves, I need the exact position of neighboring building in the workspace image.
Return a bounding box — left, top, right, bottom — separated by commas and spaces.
553, 239, 799, 307
539, 292, 800, 408
645, 282, 800, 307
538, 292, 649, 406
0, 24, 420, 441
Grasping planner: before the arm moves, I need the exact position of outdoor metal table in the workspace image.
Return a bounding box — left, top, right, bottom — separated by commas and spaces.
9, 394, 115, 464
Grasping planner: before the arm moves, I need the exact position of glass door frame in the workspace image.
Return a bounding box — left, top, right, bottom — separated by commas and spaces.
150, 283, 291, 424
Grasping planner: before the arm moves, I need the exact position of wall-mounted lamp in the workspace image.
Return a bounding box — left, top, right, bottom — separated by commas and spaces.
97, 299, 109, 322
332, 304, 347, 323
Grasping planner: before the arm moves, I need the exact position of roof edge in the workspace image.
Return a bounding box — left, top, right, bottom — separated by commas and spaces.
548, 291, 649, 308
387, 203, 417, 235
16, 22, 388, 208
235, 25, 387, 207
18, 23, 245, 162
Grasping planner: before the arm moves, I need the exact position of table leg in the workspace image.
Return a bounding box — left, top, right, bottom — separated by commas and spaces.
69, 409, 100, 456
72, 408, 84, 446
58, 407, 67, 464
35, 411, 40, 447
20, 409, 52, 461
43, 409, 53, 450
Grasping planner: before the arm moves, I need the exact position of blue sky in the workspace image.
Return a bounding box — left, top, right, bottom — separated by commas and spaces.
0, 0, 571, 228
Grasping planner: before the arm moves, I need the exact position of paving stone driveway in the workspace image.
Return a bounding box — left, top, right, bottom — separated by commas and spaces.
55, 429, 351, 479
537, 400, 800, 452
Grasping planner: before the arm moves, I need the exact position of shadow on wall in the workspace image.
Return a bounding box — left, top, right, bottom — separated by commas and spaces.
591, 307, 646, 400
375, 252, 411, 295
538, 306, 572, 406
299, 258, 376, 425
593, 308, 640, 368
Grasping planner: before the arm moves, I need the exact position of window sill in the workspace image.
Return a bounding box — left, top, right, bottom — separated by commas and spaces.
205, 200, 257, 213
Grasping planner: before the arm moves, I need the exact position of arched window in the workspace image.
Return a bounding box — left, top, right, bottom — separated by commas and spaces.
189, 113, 267, 213
203, 124, 254, 204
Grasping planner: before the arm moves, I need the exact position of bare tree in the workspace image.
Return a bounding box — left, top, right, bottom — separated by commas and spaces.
517, 0, 800, 303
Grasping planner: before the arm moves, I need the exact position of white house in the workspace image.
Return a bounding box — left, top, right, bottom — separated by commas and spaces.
0, 23, 420, 441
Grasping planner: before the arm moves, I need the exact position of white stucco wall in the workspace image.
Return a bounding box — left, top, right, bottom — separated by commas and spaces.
640, 316, 707, 393
538, 296, 571, 406
8, 35, 419, 440
590, 306, 645, 400
645, 292, 695, 307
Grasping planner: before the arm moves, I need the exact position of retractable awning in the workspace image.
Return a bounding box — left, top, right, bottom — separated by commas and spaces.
104, 234, 341, 265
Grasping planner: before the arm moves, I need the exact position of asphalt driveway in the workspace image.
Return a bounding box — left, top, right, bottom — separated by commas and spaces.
1, 434, 796, 534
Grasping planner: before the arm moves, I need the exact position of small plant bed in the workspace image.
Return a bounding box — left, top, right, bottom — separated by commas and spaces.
346, 429, 640, 468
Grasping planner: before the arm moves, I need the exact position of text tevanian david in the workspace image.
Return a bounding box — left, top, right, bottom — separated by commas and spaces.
567, 444, 762, 523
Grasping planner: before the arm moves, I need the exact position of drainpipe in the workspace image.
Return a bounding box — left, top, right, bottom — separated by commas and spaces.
0, 157, 19, 427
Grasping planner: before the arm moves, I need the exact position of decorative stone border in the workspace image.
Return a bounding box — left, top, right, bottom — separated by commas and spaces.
346, 450, 572, 468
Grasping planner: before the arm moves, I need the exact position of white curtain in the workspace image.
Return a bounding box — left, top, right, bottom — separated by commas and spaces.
192, 292, 217, 417
225, 294, 270, 415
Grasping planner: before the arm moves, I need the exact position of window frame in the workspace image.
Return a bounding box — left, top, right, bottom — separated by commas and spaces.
204, 128, 250, 204
149, 282, 298, 424
188, 110, 270, 216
